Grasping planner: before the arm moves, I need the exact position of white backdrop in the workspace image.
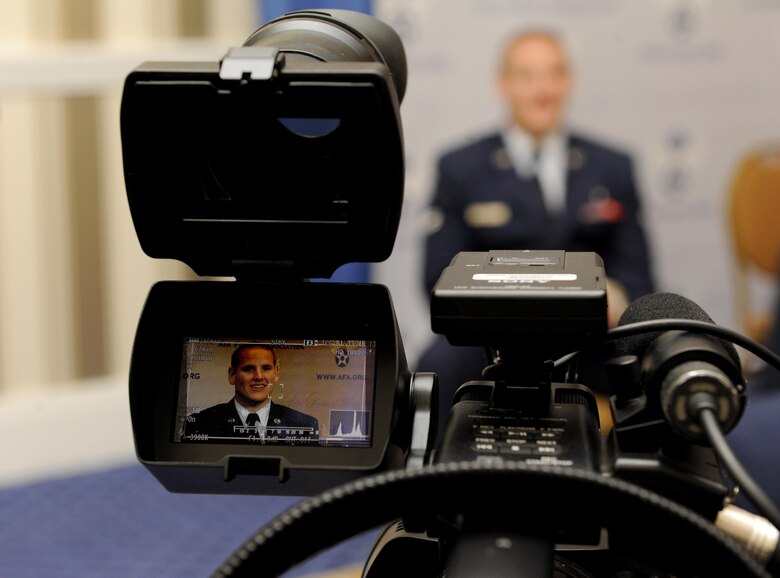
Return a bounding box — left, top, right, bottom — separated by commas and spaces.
371, 0, 780, 368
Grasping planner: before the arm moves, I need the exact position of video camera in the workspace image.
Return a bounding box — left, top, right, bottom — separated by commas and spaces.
121, 9, 780, 578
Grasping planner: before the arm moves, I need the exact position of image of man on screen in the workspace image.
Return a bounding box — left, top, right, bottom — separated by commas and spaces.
184, 344, 319, 442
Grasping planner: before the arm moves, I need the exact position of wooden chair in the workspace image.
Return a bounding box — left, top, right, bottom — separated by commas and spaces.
728, 144, 780, 346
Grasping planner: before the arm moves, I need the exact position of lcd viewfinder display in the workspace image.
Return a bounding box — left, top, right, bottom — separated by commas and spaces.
174, 338, 376, 447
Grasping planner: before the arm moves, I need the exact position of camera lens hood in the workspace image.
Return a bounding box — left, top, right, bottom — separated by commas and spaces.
243, 9, 407, 103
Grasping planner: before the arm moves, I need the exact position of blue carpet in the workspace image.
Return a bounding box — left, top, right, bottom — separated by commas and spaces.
0, 464, 379, 578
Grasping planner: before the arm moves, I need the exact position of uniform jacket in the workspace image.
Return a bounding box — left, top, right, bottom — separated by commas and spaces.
184, 399, 319, 441
423, 132, 655, 301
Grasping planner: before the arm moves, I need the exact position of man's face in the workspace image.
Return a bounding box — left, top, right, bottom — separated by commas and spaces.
498, 35, 571, 139
229, 347, 279, 409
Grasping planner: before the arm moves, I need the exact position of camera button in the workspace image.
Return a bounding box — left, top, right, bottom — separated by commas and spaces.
474, 436, 497, 444
499, 442, 533, 455
533, 444, 562, 455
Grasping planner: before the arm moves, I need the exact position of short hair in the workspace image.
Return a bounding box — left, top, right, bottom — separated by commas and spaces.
498, 28, 569, 72
231, 344, 277, 369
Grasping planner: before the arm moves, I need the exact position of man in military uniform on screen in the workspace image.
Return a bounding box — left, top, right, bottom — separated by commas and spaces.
185, 344, 319, 442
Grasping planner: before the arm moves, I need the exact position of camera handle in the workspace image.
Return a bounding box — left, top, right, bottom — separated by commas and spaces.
211, 461, 771, 578
363, 522, 555, 578
444, 529, 553, 577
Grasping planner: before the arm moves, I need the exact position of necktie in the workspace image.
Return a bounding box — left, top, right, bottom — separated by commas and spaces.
531, 148, 545, 206
246, 413, 260, 427
527, 149, 550, 228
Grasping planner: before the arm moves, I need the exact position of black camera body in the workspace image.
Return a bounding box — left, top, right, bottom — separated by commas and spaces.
431, 250, 606, 493
414, 250, 732, 573
434, 383, 601, 472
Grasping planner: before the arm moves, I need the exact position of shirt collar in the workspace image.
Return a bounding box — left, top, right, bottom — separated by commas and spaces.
234, 398, 272, 426
501, 124, 567, 178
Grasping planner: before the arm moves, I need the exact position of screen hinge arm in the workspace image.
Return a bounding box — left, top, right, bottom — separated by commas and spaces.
219, 46, 283, 81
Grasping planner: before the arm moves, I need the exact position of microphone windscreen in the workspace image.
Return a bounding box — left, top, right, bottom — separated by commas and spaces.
615, 292, 741, 367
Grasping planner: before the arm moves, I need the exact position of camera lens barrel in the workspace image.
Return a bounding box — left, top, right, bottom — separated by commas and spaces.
243, 9, 407, 102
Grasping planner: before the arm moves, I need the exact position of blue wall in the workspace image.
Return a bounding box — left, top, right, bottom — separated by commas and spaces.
261, 0, 372, 22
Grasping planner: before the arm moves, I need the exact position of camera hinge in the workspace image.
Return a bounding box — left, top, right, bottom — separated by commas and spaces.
219, 46, 284, 81
231, 259, 303, 282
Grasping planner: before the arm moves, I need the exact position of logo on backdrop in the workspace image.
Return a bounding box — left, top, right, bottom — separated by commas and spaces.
667, 0, 699, 41
639, 0, 724, 62
335, 349, 350, 368
650, 128, 712, 220
660, 131, 693, 198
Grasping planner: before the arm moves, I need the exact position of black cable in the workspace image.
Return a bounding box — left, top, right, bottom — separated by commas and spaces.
606, 319, 780, 373
693, 393, 780, 532
554, 319, 780, 382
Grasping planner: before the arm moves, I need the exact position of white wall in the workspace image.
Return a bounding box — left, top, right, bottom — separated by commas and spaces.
0, 376, 135, 489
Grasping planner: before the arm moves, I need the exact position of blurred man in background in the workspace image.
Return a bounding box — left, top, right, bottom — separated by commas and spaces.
418, 29, 655, 431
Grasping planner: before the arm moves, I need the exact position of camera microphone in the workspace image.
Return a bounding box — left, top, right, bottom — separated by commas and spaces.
613, 292, 745, 442
609, 293, 780, 573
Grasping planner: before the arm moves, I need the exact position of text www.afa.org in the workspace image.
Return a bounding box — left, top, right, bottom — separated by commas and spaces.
316, 373, 367, 381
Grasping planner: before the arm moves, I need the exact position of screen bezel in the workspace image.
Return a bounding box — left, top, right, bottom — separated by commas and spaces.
129, 280, 403, 474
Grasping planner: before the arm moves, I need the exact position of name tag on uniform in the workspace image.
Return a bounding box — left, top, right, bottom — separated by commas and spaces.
464, 201, 513, 228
